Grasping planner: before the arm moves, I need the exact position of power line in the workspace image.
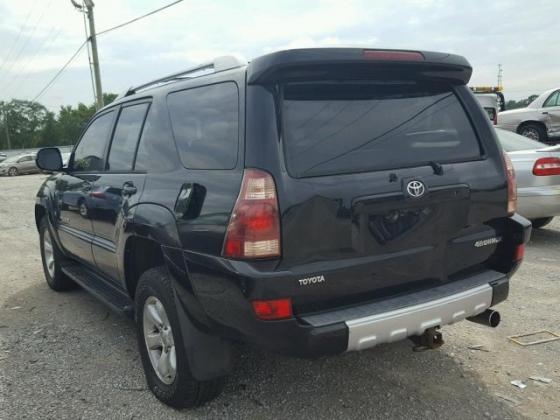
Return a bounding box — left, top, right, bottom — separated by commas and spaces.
97, 0, 184, 36
1, 0, 53, 78
0, 1, 36, 75
32, 41, 87, 102
29, 0, 185, 103
3, 26, 62, 97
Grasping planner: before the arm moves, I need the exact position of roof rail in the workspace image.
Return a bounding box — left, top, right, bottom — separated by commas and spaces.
123, 55, 247, 97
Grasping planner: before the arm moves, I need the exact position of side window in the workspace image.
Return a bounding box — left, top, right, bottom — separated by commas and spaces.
107, 103, 150, 171
73, 111, 114, 171
167, 82, 239, 169
134, 106, 177, 173
544, 91, 560, 108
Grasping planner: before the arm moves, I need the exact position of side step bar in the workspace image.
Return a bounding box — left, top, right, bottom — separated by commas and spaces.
61, 262, 134, 317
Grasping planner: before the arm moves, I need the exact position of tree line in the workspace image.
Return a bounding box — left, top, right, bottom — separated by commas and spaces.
505, 94, 539, 110
0, 93, 117, 151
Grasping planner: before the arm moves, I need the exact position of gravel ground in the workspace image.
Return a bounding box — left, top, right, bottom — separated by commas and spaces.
1, 174, 558, 419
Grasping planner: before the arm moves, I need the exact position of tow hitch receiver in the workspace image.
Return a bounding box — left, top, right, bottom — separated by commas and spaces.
410, 327, 444, 352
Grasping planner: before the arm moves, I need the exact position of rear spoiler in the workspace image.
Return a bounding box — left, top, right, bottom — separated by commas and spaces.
247, 48, 472, 85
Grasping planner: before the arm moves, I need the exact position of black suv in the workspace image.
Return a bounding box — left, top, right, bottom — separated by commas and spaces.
35, 48, 531, 408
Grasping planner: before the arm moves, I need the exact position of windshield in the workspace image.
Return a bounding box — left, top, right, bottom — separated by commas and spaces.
496, 128, 544, 151
282, 81, 482, 178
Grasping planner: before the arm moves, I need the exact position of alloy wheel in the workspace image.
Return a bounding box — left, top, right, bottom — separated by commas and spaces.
43, 228, 55, 278
521, 127, 540, 141
143, 296, 177, 385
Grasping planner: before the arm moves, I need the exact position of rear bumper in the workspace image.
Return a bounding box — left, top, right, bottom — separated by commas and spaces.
347, 283, 491, 351
305, 273, 496, 352
518, 186, 560, 219
181, 215, 530, 358
186, 265, 511, 358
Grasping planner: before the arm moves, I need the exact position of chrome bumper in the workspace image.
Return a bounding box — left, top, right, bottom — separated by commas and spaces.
345, 284, 492, 351
300, 271, 503, 352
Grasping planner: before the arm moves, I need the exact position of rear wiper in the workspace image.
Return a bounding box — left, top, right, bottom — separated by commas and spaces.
429, 161, 444, 176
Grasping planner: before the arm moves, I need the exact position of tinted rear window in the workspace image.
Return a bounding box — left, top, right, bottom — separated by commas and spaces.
282, 81, 481, 178
167, 82, 239, 170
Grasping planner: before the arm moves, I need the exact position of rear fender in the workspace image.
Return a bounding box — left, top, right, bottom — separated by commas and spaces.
130, 203, 233, 380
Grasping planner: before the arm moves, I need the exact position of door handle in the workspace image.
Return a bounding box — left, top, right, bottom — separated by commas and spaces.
122, 182, 137, 197
542, 111, 549, 115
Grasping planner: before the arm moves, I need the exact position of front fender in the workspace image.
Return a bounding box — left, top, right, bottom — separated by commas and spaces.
35, 175, 67, 253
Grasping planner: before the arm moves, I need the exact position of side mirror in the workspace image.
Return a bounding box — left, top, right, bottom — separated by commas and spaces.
36, 148, 63, 172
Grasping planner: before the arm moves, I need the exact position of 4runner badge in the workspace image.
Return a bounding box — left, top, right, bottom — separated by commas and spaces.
474, 237, 502, 247
298, 275, 326, 286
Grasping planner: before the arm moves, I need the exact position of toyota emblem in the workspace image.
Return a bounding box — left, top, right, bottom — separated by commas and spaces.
406, 180, 426, 198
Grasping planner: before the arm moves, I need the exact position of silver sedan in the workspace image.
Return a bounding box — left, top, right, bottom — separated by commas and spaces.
497, 87, 560, 143
497, 128, 560, 228
0, 153, 39, 176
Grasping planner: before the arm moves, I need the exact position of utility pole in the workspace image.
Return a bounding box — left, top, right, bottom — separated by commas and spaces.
3, 108, 11, 150
72, 0, 103, 109
84, 0, 103, 109
497, 64, 503, 90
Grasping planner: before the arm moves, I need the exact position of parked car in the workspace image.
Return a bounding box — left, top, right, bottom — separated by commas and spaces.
0, 153, 39, 176
34, 48, 530, 408
497, 87, 560, 143
0, 152, 7, 163
496, 128, 560, 228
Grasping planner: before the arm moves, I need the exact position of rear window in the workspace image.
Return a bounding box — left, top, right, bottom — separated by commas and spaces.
282, 81, 482, 178
167, 82, 239, 170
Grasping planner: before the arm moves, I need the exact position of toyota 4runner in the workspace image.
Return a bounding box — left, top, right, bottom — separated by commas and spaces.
34, 48, 531, 408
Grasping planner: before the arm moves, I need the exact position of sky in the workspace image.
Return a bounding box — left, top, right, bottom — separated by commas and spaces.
0, 0, 558, 111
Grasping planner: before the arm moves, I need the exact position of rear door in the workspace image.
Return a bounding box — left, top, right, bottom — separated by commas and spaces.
89, 101, 150, 282
267, 80, 507, 307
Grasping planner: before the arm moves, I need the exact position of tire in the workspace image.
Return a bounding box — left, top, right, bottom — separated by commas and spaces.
78, 199, 89, 218
39, 217, 76, 291
135, 266, 224, 408
8, 167, 18, 176
530, 217, 553, 229
518, 123, 547, 143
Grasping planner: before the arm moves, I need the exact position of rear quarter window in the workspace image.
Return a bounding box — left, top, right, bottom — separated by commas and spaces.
282, 81, 482, 178
167, 82, 239, 170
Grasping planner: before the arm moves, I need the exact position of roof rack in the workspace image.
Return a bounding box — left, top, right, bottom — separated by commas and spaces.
121, 55, 247, 98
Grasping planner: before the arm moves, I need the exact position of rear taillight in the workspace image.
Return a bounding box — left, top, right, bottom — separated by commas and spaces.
532, 157, 560, 176
514, 244, 525, 262
504, 154, 517, 216
223, 169, 281, 259
492, 110, 497, 126
363, 50, 424, 61
252, 298, 292, 320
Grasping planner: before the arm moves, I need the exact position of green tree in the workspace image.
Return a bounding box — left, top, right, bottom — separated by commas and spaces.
55, 103, 96, 145
505, 94, 539, 110
0, 100, 48, 149
38, 111, 58, 148
0, 92, 118, 150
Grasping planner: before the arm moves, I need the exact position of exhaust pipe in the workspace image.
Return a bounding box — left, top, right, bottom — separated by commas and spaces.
467, 309, 501, 328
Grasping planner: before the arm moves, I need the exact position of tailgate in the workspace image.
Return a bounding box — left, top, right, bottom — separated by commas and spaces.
274, 79, 508, 311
